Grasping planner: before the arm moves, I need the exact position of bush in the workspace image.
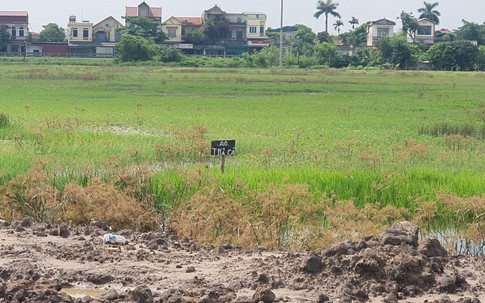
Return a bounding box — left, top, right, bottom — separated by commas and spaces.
116, 34, 157, 62
0, 112, 9, 128
159, 45, 183, 63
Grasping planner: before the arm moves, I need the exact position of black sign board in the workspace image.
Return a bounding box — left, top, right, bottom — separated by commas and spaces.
211, 140, 236, 156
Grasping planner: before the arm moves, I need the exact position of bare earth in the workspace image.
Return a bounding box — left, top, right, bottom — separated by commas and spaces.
0, 220, 483, 303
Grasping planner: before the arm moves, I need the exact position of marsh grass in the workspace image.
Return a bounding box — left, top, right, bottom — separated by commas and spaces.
0, 112, 9, 128
0, 64, 484, 252
419, 122, 485, 140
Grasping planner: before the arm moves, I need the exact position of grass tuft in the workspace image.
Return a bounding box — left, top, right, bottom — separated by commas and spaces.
0, 112, 10, 128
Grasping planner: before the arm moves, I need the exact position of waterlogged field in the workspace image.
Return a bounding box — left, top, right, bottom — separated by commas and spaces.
0, 61, 484, 252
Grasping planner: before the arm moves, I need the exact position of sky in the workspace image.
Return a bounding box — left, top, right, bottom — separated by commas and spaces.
2, 0, 485, 34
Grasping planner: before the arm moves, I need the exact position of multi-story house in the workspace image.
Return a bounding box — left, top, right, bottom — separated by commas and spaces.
408, 18, 435, 46
366, 18, 396, 47
201, 5, 268, 44
93, 16, 123, 57
245, 13, 267, 42
162, 16, 202, 44
0, 11, 29, 53
163, 5, 268, 56
67, 15, 123, 57
67, 16, 93, 45
125, 1, 162, 24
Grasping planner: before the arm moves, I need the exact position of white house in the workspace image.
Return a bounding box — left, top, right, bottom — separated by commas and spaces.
408, 18, 435, 45
366, 18, 396, 47
0, 11, 29, 53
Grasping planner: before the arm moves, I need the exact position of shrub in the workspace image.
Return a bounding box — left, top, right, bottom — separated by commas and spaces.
0, 112, 10, 128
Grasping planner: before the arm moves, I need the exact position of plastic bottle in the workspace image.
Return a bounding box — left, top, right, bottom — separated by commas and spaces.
103, 233, 128, 245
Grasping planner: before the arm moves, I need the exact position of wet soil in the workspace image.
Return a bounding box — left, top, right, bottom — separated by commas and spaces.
0, 220, 483, 303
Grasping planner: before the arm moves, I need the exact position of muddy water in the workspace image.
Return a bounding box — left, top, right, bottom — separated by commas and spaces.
61, 288, 107, 298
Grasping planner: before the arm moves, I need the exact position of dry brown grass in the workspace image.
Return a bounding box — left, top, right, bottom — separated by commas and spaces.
0, 163, 160, 231
171, 181, 412, 250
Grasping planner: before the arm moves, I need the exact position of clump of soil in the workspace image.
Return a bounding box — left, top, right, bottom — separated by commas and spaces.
0, 220, 483, 303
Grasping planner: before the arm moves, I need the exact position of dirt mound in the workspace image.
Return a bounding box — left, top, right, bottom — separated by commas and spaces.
0, 220, 483, 302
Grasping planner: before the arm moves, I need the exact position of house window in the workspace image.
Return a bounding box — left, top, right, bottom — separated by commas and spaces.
237, 17, 242, 23
377, 27, 389, 38
83, 28, 89, 40
11, 27, 16, 37
167, 28, 177, 38
260, 26, 265, 36
19, 27, 25, 37
417, 25, 432, 36
256, 14, 260, 19
249, 26, 257, 34
72, 28, 78, 37
236, 31, 244, 40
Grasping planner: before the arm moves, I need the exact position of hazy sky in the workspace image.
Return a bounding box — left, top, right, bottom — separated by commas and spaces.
3, 0, 484, 34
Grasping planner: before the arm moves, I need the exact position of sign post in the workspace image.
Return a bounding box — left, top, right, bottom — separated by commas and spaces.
211, 140, 236, 173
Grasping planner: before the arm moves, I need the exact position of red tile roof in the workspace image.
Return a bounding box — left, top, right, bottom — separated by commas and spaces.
174, 17, 202, 26
0, 11, 28, 23
125, 7, 138, 17
0, 11, 28, 17
125, 6, 162, 18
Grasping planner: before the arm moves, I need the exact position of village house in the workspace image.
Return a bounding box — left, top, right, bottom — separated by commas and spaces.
162, 5, 269, 56
408, 18, 436, 46
125, 1, 162, 24
66, 15, 123, 57
366, 18, 396, 47
0, 11, 29, 54
92, 16, 123, 57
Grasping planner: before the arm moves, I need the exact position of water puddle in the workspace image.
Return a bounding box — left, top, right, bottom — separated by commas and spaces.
61, 288, 107, 298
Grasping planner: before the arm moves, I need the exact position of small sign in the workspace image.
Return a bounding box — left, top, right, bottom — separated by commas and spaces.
211, 140, 236, 156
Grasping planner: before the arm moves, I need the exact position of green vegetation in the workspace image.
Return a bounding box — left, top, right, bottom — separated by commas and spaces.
39, 23, 66, 42
0, 62, 483, 250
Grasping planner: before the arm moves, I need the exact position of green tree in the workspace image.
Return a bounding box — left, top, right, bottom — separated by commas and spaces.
378, 35, 418, 69
288, 25, 316, 63
316, 31, 332, 43
399, 11, 420, 43
118, 17, 166, 44
314, 0, 341, 33
39, 23, 66, 42
418, 1, 440, 24
428, 41, 478, 70
477, 45, 485, 70
203, 16, 231, 43
349, 17, 359, 30
185, 28, 205, 44
313, 42, 337, 66
256, 45, 280, 67
348, 22, 369, 46
354, 47, 383, 67
116, 34, 157, 62
455, 20, 485, 45
0, 26, 9, 52
333, 19, 344, 34
158, 45, 183, 63
340, 22, 369, 47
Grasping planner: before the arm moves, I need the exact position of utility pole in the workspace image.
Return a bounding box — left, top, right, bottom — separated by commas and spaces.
279, 0, 283, 67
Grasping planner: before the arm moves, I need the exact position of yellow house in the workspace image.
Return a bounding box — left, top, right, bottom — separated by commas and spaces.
162, 16, 202, 43
67, 16, 93, 44
93, 16, 123, 43
245, 13, 267, 40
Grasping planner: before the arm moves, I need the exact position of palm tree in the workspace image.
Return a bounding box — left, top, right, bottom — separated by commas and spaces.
314, 0, 341, 33
417, 1, 440, 24
349, 16, 359, 30
333, 19, 344, 34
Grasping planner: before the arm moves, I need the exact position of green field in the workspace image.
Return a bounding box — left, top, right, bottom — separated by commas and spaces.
0, 61, 484, 250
